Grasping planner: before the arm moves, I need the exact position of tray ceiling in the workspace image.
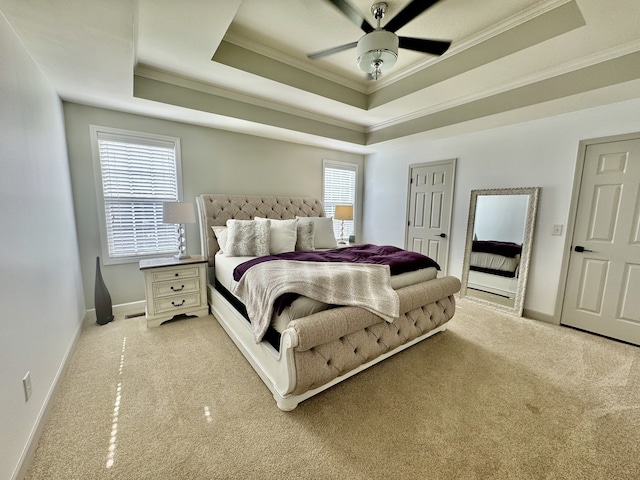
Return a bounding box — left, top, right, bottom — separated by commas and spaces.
2, 0, 640, 153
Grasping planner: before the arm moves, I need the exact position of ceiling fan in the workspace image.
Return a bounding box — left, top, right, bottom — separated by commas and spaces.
308, 0, 451, 80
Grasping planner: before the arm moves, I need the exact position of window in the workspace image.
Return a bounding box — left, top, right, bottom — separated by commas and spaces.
323, 160, 357, 240
91, 126, 182, 264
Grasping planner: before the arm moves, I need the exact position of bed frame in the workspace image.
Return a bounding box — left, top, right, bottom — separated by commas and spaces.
197, 194, 461, 410
467, 269, 518, 298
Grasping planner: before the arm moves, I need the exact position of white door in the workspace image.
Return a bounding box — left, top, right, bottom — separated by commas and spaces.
562, 139, 640, 346
406, 160, 455, 274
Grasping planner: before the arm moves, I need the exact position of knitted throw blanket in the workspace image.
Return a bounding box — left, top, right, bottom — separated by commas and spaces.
232, 260, 400, 343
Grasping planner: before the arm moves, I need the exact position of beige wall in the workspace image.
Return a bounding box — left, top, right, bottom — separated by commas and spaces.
63, 102, 365, 307
0, 16, 85, 480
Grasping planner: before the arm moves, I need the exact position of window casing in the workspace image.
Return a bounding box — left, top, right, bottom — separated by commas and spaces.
323, 160, 358, 240
91, 126, 183, 264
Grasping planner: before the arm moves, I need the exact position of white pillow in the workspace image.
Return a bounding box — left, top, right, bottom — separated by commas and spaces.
296, 216, 337, 249
295, 219, 315, 251
225, 219, 271, 257
211, 226, 228, 253
255, 217, 297, 254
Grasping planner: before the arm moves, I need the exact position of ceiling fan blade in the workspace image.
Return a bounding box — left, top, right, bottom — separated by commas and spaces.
398, 36, 451, 56
324, 0, 374, 33
385, 0, 441, 33
307, 41, 359, 60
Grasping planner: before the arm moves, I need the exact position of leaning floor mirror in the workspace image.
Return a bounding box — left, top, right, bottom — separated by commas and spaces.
460, 187, 540, 316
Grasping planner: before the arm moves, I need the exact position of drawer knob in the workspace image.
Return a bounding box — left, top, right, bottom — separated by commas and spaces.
171, 300, 185, 307
174, 273, 179, 277
171, 285, 185, 292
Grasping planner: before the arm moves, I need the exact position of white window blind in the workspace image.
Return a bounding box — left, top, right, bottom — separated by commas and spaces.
92, 127, 181, 262
323, 160, 357, 240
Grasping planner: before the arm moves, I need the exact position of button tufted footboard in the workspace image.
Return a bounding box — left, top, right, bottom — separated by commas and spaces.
287, 276, 460, 395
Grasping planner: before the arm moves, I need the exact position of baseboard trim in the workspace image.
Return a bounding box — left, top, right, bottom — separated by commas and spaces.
14, 300, 146, 479
85, 300, 147, 323
14, 311, 86, 480
523, 308, 558, 325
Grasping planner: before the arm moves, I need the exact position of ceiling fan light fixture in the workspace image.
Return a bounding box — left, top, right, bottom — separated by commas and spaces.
370, 59, 384, 80
357, 29, 398, 79
370, 60, 384, 80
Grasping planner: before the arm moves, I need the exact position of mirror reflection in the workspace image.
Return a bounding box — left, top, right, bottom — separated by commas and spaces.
460, 187, 540, 316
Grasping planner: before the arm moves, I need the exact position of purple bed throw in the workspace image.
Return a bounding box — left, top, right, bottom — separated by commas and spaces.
233, 243, 440, 282
471, 240, 522, 258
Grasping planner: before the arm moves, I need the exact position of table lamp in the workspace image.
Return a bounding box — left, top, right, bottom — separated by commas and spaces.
163, 201, 196, 259
334, 204, 354, 244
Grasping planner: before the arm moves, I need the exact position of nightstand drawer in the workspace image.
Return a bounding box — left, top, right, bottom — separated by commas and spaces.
154, 293, 202, 314
152, 266, 200, 283
152, 278, 200, 298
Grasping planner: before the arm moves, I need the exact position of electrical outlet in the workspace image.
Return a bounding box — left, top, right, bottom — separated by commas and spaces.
23, 372, 32, 401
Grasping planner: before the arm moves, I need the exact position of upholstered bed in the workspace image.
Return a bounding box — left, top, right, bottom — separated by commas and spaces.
197, 194, 460, 410
468, 240, 521, 298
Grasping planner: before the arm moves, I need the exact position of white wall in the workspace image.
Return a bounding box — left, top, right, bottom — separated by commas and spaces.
363, 97, 640, 317
475, 194, 529, 243
63, 103, 365, 307
0, 15, 85, 480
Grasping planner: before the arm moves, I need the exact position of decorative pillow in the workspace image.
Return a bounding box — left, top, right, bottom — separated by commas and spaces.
295, 220, 315, 251
211, 226, 228, 253
225, 219, 271, 257
296, 216, 337, 249
255, 217, 297, 254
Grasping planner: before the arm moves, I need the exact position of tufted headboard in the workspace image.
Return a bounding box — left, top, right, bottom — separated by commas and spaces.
196, 194, 325, 269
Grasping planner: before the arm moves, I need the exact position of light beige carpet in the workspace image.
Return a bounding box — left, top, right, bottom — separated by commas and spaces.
24, 299, 640, 480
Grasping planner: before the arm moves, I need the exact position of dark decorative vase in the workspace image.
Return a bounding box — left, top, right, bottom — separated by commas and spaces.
95, 257, 114, 325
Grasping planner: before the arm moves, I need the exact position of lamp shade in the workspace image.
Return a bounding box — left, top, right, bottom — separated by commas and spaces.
334, 204, 354, 221
162, 202, 195, 224
356, 30, 398, 79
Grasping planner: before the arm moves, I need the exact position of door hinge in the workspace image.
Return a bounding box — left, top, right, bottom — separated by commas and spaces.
408, 220, 411, 226
410, 177, 414, 184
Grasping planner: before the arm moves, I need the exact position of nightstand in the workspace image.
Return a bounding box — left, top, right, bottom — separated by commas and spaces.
139, 255, 208, 327
336, 242, 361, 248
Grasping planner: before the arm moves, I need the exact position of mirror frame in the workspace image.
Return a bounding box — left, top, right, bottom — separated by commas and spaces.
460, 187, 540, 316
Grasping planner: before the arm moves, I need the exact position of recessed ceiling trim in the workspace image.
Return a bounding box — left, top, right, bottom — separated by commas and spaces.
368, 0, 586, 109
213, 41, 368, 110
367, 50, 640, 144
369, 39, 640, 132
223, 31, 367, 94
135, 65, 366, 133
133, 75, 367, 145
134, 49, 640, 148
370, 0, 577, 91
211, 1, 586, 113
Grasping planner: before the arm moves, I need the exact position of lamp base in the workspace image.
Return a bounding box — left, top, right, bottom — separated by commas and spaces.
174, 253, 191, 260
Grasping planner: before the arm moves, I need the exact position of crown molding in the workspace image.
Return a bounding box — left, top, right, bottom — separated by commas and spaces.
134, 65, 367, 133
368, 39, 640, 132
225, 0, 576, 94
372, 0, 574, 90
223, 31, 368, 94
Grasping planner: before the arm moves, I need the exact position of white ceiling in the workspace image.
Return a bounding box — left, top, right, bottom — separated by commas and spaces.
2, 0, 639, 153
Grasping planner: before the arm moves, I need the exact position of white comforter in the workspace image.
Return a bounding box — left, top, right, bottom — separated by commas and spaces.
232, 260, 400, 343
470, 251, 520, 273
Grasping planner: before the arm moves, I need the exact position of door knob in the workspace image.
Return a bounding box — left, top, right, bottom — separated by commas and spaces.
574, 246, 593, 253
436, 233, 447, 238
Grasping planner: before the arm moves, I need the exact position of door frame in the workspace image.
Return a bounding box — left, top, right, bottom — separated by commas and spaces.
404, 158, 457, 276
554, 131, 640, 326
